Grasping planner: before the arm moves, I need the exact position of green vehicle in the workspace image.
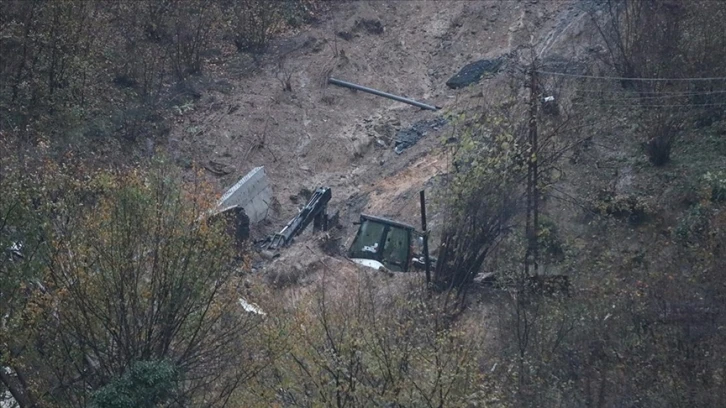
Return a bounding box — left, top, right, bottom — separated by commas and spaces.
347, 214, 425, 272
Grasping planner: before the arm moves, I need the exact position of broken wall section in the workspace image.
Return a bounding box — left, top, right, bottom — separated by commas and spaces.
218, 166, 272, 223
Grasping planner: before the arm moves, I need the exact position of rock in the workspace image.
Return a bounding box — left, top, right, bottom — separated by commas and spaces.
354, 18, 384, 35
337, 31, 353, 41
446, 57, 505, 89
350, 135, 373, 158
373, 122, 395, 139
394, 117, 447, 154
205, 160, 233, 176
260, 250, 278, 261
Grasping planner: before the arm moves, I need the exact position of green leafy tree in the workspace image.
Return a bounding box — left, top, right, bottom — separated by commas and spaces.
91, 360, 178, 408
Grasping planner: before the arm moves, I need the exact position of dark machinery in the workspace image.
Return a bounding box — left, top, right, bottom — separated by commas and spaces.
258, 187, 433, 275
347, 214, 429, 272
260, 187, 336, 250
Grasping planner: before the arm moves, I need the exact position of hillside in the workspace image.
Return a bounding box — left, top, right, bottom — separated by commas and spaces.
2, 1, 725, 407
176, 0, 586, 234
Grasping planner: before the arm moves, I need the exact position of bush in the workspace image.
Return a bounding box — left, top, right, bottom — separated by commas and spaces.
702, 171, 726, 202
675, 203, 709, 243
267, 276, 483, 407
229, 0, 282, 53
642, 113, 681, 166
92, 360, 178, 408
538, 217, 566, 264
594, 192, 651, 226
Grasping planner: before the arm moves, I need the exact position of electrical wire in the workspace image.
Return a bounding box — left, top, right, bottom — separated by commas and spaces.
571, 88, 726, 95
569, 91, 726, 100
535, 70, 726, 82
542, 86, 726, 107
570, 102, 726, 108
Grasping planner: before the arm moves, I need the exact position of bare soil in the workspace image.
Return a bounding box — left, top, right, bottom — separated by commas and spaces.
169, 0, 588, 260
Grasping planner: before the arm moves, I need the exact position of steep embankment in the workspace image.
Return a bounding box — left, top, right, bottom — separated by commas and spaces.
171, 0, 584, 245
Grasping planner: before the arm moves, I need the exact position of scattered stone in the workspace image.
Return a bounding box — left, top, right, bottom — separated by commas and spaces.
260, 250, 278, 261
394, 117, 447, 154
312, 39, 325, 53
446, 57, 505, 89
205, 160, 233, 175
355, 18, 384, 35
373, 122, 395, 139
337, 31, 353, 41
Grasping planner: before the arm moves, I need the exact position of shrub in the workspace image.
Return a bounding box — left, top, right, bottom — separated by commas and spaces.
702, 171, 726, 202
538, 217, 566, 264
229, 0, 282, 53
594, 192, 651, 226
91, 360, 178, 408
642, 113, 682, 166
675, 203, 709, 243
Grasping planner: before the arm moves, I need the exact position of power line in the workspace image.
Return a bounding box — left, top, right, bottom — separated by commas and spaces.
571, 102, 726, 108
536, 70, 726, 82
569, 94, 726, 103
571, 89, 726, 96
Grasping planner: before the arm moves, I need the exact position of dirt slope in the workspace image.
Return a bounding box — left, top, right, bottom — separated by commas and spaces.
170, 0, 585, 246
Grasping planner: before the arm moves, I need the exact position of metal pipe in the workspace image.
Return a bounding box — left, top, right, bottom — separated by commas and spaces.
329, 78, 440, 111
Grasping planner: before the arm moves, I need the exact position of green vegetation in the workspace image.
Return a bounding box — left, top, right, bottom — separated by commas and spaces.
92, 360, 179, 408
0, 0, 320, 148
2, 1, 726, 407
1, 154, 265, 407
703, 170, 726, 202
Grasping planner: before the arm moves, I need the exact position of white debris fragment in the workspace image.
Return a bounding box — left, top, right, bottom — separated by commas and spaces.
238, 298, 266, 316
543, 95, 555, 102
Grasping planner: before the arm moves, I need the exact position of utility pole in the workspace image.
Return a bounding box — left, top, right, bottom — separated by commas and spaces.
420, 190, 431, 287
525, 62, 540, 277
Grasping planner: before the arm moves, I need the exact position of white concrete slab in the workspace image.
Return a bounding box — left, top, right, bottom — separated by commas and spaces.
217, 166, 272, 223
